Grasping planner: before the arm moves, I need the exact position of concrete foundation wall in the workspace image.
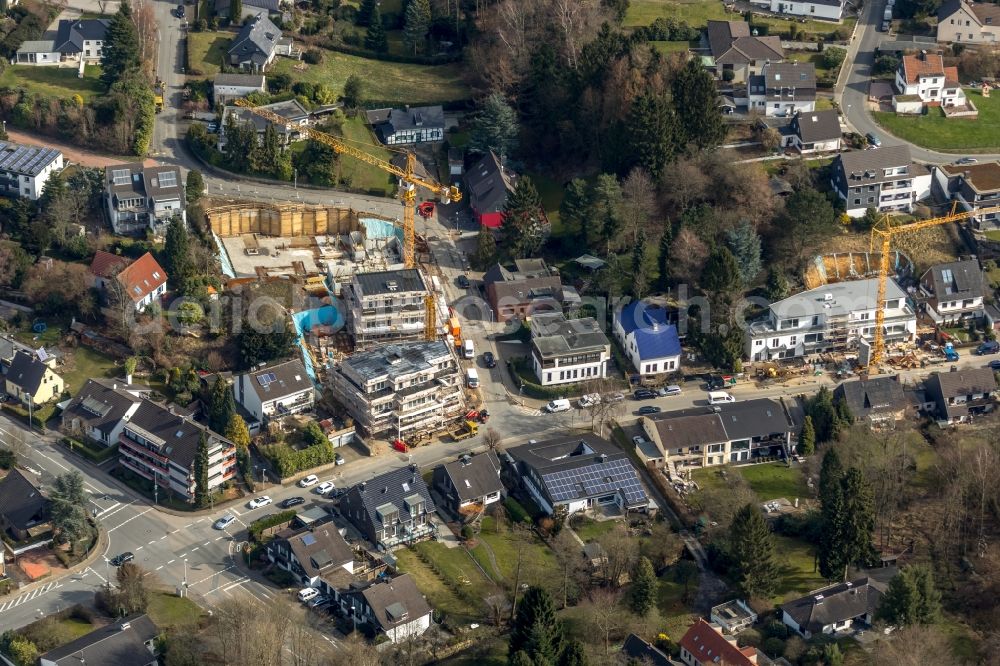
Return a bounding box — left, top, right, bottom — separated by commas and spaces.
207, 204, 361, 237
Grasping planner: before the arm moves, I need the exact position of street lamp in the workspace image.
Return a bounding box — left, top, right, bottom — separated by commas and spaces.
25, 392, 32, 430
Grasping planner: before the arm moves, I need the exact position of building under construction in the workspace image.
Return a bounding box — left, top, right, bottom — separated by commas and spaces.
342, 268, 433, 349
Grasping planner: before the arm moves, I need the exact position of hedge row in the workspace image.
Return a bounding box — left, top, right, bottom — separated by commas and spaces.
61, 438, 120, 464
248, 510, 297, 542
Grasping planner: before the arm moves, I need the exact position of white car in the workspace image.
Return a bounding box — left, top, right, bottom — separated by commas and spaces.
298, 475, 319, 488
247, 495, 272, 509
659, 385, 682, 397
315, 481, 335, 495
297, 587, 319, 603
213, 514, 236, 530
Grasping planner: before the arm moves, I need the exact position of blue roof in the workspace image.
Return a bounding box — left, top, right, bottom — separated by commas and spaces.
617, 302, 681, 361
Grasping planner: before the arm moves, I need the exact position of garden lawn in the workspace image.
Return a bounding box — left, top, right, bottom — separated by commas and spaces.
61, 347, 120, 395
692, 463, 807, 502
395, 546, 484, 621
525, 171, 565, 236
651, 40, 694, 55
873, 90, 1000, 152
331, 114, 395, 196
270, 52, 469, 105
439, 638, 507, 666
147, 591, 203, 630
186, 30, 231, 77
657, 578, 697, 639
477, 516, 554, 582
570, 516, 620, 542
54, 617, 97, 641
0, 65, 104, 101
625, 0, 728, 27
772, 534, 827, 601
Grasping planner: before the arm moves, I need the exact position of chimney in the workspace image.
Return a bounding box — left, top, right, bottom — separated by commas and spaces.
360, 481, 366, 492
113, 383, 117, 390
125, 373, 133, 385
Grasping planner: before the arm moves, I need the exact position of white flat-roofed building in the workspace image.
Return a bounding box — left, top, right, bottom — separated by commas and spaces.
0, 141, 63, 200
530, 312, 610, 386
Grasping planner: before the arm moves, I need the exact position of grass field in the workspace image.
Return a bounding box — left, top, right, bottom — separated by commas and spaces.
625, 0, 852, 36
147, 591, 203, 630
693, 462, 808, 502
773, 534, 828, 601
0, 65, 104, 101
269, 50, 470, 105
476, 516, 554, 582
651, 40, 694, 55
330, 114, 395, 195
874, 90, 1000, 152
395, 545, 487, 622
570, 516, 620, 542
186, 31, 231, 77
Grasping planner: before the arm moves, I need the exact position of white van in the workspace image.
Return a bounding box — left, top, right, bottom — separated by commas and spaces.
545, 398, 571, 413
466, 368, 480, 388
298, 587, 319, 603
708, 391, 736, 405
463, 339, 475, 359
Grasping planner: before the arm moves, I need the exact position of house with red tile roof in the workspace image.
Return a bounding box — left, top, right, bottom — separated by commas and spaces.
678, 619, 761, 666
90, 251, 168, 312
894, 52, 966, 109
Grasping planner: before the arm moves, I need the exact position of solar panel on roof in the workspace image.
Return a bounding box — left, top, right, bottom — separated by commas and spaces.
112, 168, 131, 185
158, 171, 177, 188
256, 372, 277, 386
301, 534, 316, 546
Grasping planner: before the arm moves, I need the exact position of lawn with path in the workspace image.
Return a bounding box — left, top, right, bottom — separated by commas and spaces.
772, 534, 828, 601
0, 65, 104, 102
874, 90, 1000, 152
395, 544, 487, 622
692, 462, 809, 502
476, 516, 554, 582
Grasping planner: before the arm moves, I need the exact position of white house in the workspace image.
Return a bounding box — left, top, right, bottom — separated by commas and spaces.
933, 161, 1000, 229
530, 312, 610, 386
781, 579, 885, 639
756, 0, 845, 21
937, 0, 1000, 43
920, 259, 985, 325
14, 19, 109, 66
233, 359, 314, 426
0, 141, 63, 200
739, 62, 816, 117
746, 278, 917, 362
212, 73, 267, 105
782, 110, 842, 153
895, 52, 966, 108
831, 144, 932, 217
344, 575, 432, 643
613, 301, 682, 377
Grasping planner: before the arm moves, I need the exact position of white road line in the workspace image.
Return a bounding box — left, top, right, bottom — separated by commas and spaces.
95, 502, 122, 517
170, 529, 180, 534
33, 449, 69, 472
156, 565, 164, 571
89, 567, 107, 584
190, 547, 199, 552
0, 602, 8, 612
229, 508, 242, 516
181, 523, 192, 529
136, 546, 143, 551
190, 565, 237, 587
159, 535, 168, 541
216, 535, 226, 541
107, 506, 151, 532
167, 559, 175, 565
202, 541, 210, 546
148, 540, 157, 545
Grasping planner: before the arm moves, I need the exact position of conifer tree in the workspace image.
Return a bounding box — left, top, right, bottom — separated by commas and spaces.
501, 176, 544, 258
877, 565, 942, 626
365, 5, 388, 53
194, 432, 210, 508
403, 0, 431, 54
798, 416, 816, 456
100, 2, 140, 89
629, 556, 656, 616
509, 587, 563, 665
729, 503, 778, 598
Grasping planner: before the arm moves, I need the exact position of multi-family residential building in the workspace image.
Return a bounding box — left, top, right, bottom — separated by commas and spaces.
781, 109, 842, 153
746, 278, 916, 361
364, 105, 445, 145
753, 0, 845, 21
466, 151, 517, 228
937, 0, 1000, 42
330, 341, 463, 440
227, 14, 282, 71
342, 269, 431, 346
14, 19, 109, 66
0, 141, 63, 200
266, 524, 355, 590
925, 367, 997, 424
61, 378, 150, 447
613, 301, 682, 377
833, 376, 908, 427
741, 62, 817, 117
933, 161, 1000, 228
705, 20, 784, 83
4, 350, 64, 407
341, 466, 436, 550
505, 434, 650, 516
640, 399, 795, 467
781, 578, 885, 639
483, 259, 579, 323
212, 73, 267, 106
118, 401, 237, 502
830, 145, 932, 217
218, 99, 310, 152
432, 451, 504, 516
104, 163, 185, 235
343, 574, 433, 643
919, 258, 985, 325
38, 614, 159, 666
530, 312, 611, 386
233, 359, 314, 427
894, 52, 966, 108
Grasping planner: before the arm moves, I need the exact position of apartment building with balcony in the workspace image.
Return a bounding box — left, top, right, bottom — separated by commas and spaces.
934, 161, 1000, 229
925, 367, 997, 424
639, 398, 795, 468
341, 465, 436, 550
831, 145, 932, 218
329, 341, 464, 440
530, 312, 611, 386
746, 278, 916, 362
233, 359, 314, 428
118, 401, 237, 502
741, 62, 817, 117
343, 269, 431, 348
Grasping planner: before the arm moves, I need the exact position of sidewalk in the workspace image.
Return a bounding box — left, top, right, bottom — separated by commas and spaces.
3, 523, 109, 601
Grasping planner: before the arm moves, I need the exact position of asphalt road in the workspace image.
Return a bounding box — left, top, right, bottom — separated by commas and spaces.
837, 0, 1000, 163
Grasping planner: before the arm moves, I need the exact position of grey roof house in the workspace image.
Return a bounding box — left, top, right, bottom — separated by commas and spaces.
219, 99, 310, 151
781, 578, 885, 639
213, 72, 267, 105
831, 144, 933, 218
61, 378, 150, 447
705, 20, 784, 82
228, 14, 282, 71
15, 19, 109, 65
233, 358, 314, 427
466, 151, 517, 227
919, 258, 985, 325
925, 367, 997, 424
38, 614, 159, 666
530, 312, 610, 386
4, 349, 64, 407
483, 259, 579, 322
343, 574, 433, 643
266, 524, 355, 591
365, 105, 445, 145
745, 62, 817, 117
340, 465, 436, 550
215, 0, 282, 18
783, 110, 842, 153
0, 468, 50, 542
432, 451, 504, 516
833, 376, 908, 426
104, 163, 186, 235
505, 433, 650, 516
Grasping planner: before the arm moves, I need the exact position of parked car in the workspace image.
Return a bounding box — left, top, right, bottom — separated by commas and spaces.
633, 389, 656, 400
606, 392, 625, 402
206, 122, 218, 133
309, 594, 331, 608
298, 587, 319, 603
636, 405, 661, 415
976, 341, 1000, 355
334, 452, 345, 466
865, 132, 882, 147
316, 481, 335, 495
110, 552, 134, 567
545, 398, 571, 413
706, 375, 726, 391
281, 496, 305, 508
247, 495, 272, 509
456, 275, 470, 289
213, 514, 236, 530
578, 393, 601, 408
174, 4, 185, 17
483, 351, 496, 368
658, 385, 682, 397
989, 359, 1000, 370
955, 157, 978, 165
708, 391, 736, 405
298, 474, 319, 488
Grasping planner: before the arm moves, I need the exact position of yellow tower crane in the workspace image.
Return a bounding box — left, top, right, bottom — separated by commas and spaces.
869, 202, 1000, 368
232, 99, 461, 269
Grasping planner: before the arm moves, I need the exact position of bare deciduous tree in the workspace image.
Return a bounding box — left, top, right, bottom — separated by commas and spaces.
581, 587, 626, 655
212, 596, 292, 666
483, 427, 502, 452
597, 524, 638, 588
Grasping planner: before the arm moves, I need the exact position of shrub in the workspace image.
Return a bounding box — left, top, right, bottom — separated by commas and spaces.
504, 497, 530, 524
737, 629, 762, 648
303, 49, 323, 64
763, 637, 786, 657
248, 510, 297, 542
460, 525, 474, 541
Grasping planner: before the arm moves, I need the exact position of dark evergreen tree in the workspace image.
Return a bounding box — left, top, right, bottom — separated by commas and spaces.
356, 0, 377, 25
836, 468, 878, 573
342, 75, 365, 109
185, 170, 205, 204
559, 178, 590, 242
819, 447, 845, 510
726, 221, 762, 287
256, 122, 282, 177
510, 587, 562, 664
509, 652, 534, 666
194, 432, 210, 508
501, 176, 544, 258
238, 309, 297, 368
701, 246, 742, 297
403, 0, 431, 54
163, 216, 190, 287
208, 377, 236, 433
229, 0, 242, 23
780, 186, 838, 261
474, 225, 497, 269
468, 93, 519, 159
765, 267, 790, 300
628, 556, 656, 616
672, 59, 726, 150
798, 415, 816, 456
806, 386, 841, 443
558, 639, 588, 666
631, 228, 648, 298
364, 5, 389, 53
657, 224, 673, 288
624, 90, 677, 179
729, 503, 778, 598
834, 395, 853, 426
100, 2, 139, 89
877, 565, 942, 626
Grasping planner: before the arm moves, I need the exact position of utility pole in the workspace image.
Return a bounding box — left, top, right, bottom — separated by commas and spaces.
26, 393, 32, 430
